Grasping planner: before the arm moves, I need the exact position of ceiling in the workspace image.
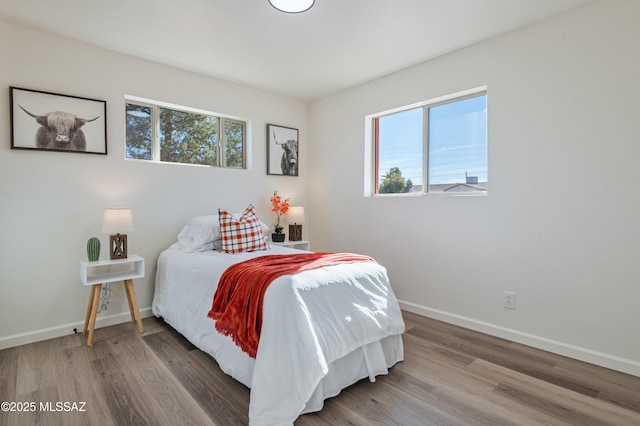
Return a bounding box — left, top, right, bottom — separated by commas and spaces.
0, 0, 595, 101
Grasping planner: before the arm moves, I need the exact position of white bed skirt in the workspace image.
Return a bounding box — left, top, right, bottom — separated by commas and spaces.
301, 334, 403, 414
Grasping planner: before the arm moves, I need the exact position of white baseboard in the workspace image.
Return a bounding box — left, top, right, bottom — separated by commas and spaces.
0, 307, 154, 350
399, 300, 640, 378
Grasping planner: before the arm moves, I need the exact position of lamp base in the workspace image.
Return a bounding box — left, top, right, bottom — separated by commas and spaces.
289, 224, 302, 241
109, 234, 128, 259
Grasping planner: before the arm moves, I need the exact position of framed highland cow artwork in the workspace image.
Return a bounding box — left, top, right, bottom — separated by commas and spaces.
10, 87, 107, 155
267, 123, 298, 176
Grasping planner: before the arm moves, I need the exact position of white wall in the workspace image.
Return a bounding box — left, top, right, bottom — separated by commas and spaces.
0, 22, 308, 347
2, 0, 638, 378
308, 0, 640, 376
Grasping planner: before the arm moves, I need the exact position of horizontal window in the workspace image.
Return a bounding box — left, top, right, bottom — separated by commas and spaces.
369, 88, 487, 195
125, 97, 247, 169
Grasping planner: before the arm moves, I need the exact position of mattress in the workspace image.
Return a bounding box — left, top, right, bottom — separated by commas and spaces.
152, 244, 405, 425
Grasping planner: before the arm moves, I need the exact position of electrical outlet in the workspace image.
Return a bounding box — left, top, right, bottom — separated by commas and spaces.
504, 291, 516, 310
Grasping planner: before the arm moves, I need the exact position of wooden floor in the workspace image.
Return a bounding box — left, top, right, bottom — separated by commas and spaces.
1, 311, 639, 425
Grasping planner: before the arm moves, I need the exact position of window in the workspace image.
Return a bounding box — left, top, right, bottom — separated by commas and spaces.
370, 88, 487, 195
125, 97, 247, 168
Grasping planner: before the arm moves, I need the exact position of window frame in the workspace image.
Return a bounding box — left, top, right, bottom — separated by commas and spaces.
125, 96, 249, 169
366, 86, 487, 197
221, 117, 247, 168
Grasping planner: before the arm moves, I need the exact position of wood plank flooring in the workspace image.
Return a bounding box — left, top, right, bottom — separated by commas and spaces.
1, 311, 638, 425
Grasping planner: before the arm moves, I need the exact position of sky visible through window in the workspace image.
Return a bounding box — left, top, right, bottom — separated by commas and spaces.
378, 95, 487, 188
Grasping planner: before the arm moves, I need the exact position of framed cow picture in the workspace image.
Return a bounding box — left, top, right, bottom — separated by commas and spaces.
10, 87, 107, 155
267, 123, 298, 176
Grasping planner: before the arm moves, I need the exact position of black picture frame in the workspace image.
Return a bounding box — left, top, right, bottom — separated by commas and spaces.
10, 86, 107, 155
267, 123, 298, 176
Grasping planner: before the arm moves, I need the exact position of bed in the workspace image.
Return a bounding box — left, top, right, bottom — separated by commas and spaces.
151, 212, 405, 425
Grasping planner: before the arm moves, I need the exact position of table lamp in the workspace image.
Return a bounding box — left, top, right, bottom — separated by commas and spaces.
102, 208, 134, 259
287, 206, 305, 241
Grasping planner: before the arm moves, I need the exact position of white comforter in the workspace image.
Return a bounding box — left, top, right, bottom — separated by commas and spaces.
152, 245, 405, 425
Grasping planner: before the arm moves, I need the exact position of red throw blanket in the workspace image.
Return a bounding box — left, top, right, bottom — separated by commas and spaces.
207, 252, 375, 358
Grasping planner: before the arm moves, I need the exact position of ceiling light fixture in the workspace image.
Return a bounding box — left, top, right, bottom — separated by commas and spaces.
269, 0, 314, 14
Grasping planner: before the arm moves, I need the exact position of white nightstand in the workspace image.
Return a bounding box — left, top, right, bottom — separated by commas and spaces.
80, 255, 145, 346
271, 240, 311, 251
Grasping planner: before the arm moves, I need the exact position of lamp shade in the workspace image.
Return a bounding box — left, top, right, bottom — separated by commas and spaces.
287, 206, 305, 224
269, 0, 314, 13
102, 208, 134, 234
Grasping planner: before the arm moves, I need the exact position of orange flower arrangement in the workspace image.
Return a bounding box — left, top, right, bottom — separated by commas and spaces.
270, 190, 290, 234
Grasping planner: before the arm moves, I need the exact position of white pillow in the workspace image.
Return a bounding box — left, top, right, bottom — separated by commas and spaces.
176, 214, 269, 252
176, 215, 220, 252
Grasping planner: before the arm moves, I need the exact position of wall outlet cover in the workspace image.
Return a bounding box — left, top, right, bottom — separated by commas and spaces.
504, 291, 516, 310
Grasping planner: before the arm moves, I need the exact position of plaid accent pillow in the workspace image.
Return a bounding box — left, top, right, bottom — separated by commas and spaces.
219, 204, 269, 254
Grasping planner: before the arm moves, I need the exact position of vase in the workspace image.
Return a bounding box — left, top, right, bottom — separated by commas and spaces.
87, 237, 101, 261
271, 232, 285, 243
